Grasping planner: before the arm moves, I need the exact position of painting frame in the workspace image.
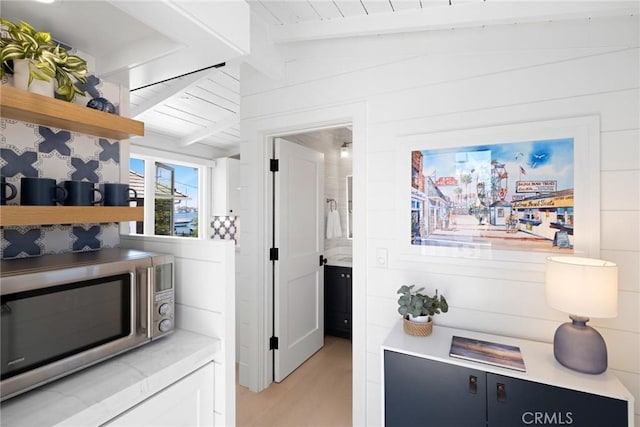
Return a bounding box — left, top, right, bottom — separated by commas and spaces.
393, 116, 601, 264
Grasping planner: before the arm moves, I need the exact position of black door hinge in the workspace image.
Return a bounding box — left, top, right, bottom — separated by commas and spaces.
270, 159, 279, 172
270, 247, 279, 261
269, 336, 279, 350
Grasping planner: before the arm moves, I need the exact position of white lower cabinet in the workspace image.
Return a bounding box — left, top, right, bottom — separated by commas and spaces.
105, 362, 214, 427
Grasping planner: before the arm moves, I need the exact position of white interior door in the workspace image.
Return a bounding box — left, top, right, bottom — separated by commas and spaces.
274, 138, 324, 382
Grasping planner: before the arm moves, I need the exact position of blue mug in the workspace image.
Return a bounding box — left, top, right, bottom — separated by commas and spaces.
63, 180, 103, 206
20, 177, 67, 206
1, 176, 17, 205
102, 183, 137, 206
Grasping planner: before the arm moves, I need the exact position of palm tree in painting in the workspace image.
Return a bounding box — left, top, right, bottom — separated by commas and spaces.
460, 174, 473, 207
454, 187, 463, 205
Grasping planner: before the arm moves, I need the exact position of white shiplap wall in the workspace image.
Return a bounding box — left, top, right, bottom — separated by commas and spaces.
239, 12, 640, 426
120, 236, 235, 427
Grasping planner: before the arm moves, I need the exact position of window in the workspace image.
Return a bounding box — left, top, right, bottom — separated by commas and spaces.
129, 156, 202, 238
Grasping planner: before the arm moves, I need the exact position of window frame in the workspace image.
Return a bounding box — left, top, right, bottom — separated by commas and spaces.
128, 147, 214, 240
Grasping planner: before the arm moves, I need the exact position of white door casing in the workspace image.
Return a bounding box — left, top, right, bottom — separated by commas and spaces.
240, 102, 366, 425
273, 137, 325, 382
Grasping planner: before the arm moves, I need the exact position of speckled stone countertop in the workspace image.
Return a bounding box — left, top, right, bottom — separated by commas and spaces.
0, 329, 220, 427
326, 255, 352, 268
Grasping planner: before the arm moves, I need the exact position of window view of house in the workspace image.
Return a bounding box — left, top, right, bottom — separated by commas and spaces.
130, 157, 199, 238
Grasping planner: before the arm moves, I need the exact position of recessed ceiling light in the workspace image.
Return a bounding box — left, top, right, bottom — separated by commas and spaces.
35, 0, 55, 3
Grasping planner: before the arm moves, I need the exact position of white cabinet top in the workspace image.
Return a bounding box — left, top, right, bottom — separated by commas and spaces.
0, 330, 220, 427
382, 320, 634, 404
325, 256, 352, 268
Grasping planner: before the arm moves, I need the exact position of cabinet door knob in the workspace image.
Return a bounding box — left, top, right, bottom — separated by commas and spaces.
496, 383, 507, 402
469, 375, 478, 394
346, 274, 350, 278
340, 273, 345, 277
344, 319, 348, 324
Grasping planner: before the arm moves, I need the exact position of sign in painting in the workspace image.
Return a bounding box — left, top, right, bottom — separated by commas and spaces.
435, 177, 458, 187
516, 180, 557, 193
410, 138, 574, 252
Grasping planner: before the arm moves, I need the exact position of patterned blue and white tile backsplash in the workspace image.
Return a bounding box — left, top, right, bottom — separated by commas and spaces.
1, 224, 120, 258
1, 74, 123, 259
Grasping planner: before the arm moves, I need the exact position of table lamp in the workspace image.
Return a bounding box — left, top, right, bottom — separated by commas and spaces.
545, 256, 618, 374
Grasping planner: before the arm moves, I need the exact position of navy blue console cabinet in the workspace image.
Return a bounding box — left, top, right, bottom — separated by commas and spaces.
382, 322, 634, 427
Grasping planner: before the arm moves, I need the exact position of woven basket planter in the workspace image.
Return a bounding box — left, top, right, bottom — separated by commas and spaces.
403, 316, 433, 336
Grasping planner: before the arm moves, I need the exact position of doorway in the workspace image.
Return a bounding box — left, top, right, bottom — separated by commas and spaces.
270, 125, 353, 382
238, 101, 366, 424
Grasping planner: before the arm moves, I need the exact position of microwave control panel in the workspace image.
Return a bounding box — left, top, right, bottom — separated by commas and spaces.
151, 262, 174, 339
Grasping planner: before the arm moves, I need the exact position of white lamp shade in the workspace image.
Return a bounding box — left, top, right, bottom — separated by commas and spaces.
545, 256, 618, 318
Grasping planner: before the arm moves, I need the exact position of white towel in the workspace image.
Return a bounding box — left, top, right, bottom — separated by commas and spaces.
326, 209, 342, 239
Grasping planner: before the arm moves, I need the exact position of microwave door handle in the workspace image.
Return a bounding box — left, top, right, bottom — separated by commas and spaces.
138, 267, 153, 338
145, 266, 154, 338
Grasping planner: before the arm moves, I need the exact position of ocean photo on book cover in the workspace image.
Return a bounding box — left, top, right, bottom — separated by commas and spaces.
450, 336, 526, 372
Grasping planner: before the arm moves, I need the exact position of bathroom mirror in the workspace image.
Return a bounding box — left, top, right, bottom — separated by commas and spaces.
346, 175, 353, 239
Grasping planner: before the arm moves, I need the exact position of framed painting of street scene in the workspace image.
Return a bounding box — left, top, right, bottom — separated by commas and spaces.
411, 138, 574, 253
397, 116, 601, 261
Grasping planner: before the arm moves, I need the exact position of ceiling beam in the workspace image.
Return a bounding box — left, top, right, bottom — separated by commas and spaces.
96, 34, 183, 81
241, 9, 285, 81
107, 0, 249, 90
179, 118, 239, 147
269, 2, 639, 43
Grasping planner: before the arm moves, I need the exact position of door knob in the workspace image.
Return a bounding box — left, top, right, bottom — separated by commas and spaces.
468, 375, 477, 394
497, 383, 507, 402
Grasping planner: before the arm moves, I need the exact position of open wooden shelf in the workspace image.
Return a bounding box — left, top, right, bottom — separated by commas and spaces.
0, 206, 143, 226
0, 85, 144, 140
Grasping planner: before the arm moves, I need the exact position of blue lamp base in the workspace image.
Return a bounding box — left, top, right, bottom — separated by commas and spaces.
553, 315, 608, 374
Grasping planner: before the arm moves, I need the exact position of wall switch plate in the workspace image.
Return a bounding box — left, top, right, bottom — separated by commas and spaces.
376, 247, 388, 268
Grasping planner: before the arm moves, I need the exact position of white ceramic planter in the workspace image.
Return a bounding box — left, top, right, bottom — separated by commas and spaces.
12, 59, 55, 97
408, 314, 430, 323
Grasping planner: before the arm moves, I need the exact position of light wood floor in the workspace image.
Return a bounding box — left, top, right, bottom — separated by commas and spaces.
236, 335, 352, 427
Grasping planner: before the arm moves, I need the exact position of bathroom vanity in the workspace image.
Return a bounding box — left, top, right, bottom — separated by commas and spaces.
324, 256, 352, 339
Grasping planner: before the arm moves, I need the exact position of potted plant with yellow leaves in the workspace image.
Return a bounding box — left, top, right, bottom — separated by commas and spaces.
0, 18, 87, 101
397, 285, 448, 336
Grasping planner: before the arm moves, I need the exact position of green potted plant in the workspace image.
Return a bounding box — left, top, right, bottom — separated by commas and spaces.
397, 285, 448, 336
0, 18, 88, 101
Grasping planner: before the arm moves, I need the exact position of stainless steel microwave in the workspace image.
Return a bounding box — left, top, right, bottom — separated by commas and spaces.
0, 248, 174, 401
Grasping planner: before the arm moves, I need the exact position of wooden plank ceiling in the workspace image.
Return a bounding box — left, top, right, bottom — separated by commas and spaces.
129, 0, 636, 155
130, 64, 241, 152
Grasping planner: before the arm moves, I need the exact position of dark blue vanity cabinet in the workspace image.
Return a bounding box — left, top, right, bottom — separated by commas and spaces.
486, 372, 627, 427
324, 265, 352, 339
383, 322, 633, 427
384, 350, 486, 427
